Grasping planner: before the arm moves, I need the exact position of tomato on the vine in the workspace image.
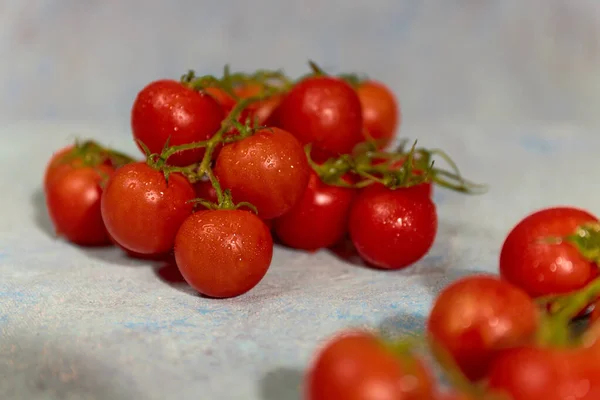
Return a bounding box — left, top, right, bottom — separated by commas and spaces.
273, 171, 355, 251
131, 79, 225, 166
356, 80, 400, 147
174, 209, 273, 298
101, 162, 195, 255
349, 183, 437, 269
234, 83, 284, 126
487, 343, 600, 400
500, 207, 598, 297
214, 127, 310, 220
306, 330, 435, 400
46, 165, 114, 246
277, 76, 363, 156
44, 145, 78, 192
204, 87, 236, 113
427, 275, 539, 381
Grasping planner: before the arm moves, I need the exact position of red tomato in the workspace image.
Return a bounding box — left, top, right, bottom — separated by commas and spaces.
234, 83, 284, 126
273, 171, 355, 251
348, 184, 437, 269
174, 209, 273, 298
427, 275, 539, 381
306, 330, 435, 400
487, 343, 600, 400
44, 145, 78, 192
131, 79, 225, 166
46, 165, 114, 246
204, 87, 236, 113
214, 127, 310, 220
277, 76, 364, 156
500, 207, 598, 297
193, 179, 219, 204
101, 162, 195, 255
356, 80, 400, 147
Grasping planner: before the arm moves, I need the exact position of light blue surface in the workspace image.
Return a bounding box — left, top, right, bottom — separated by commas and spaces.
2, 122, 600, 399
2, 1, 600, 399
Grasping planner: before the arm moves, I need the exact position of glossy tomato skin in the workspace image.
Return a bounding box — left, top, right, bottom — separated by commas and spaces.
46, 165, 114, 246
356, 80, 400, 147
427, 275, 539, 381
349, 184, 437, 269
214, 127, 310, 220
131, 80, 224, 166
487, 344, 600, 400
306, 330, 435, 400
277, 76, 363, 156
174, 209, 273, 298
101, 162, 195, 255
500, 207, 598, 297
44, 145, 77, 192
274, 171, 355, 251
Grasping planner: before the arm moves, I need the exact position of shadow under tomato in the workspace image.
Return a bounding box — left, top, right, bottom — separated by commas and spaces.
31, 188, 55, 238
259, 366, 303, 400
152, 263, 199, 297
326, 237, 367, 267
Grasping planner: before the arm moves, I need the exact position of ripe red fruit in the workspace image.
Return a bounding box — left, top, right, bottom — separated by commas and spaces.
214, 127, 310, 220
356, 80, 400, 147
131, 79, 225, 166
427, 275, 539, 381
349, 184, 437, 269
306, 330, 435, 400
487, 343, 600, 400
234, 83, 284, 126
273, 171, 355, 251
277, 76, 363, 156
100, 162, 195, 255
46, 165, 114, 246
174, 209, 273, 298
500, 207, 598, 297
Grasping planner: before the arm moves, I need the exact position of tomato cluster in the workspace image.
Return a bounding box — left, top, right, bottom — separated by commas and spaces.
43, 62, 481, 299
306, 207, 600, 399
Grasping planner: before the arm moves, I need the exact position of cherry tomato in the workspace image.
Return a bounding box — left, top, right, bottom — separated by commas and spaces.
131, 79, 225, 166
500, 207, 598, 297
277, 76, 363, 156
306, 330, 435, 400
427, 275, 539, 381
44, 145, 77, 192
174, 209, 273, 298
356, 80, 400, 147
234, 83, 284, 126
348, 184, 437, 269
487, 343, 600, 400
214, 127, 310, 220
273, 171, 355, 251
204, 87, 236, 113
193, 179, 219, 204
101, 162, 195, 255
46, 165, 114, 246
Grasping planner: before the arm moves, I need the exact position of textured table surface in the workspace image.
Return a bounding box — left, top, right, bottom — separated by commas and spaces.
1, 121, 599, 400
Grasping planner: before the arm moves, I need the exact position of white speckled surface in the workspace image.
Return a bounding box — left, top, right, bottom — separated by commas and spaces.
2, 1, 600, 399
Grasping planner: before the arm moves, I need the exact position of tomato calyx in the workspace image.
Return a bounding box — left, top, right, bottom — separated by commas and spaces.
535, 276, 600, 346
181, 66, 292, 100
307, 139, 486, 193
60, 140, 135, 170
564, 222, 600, 265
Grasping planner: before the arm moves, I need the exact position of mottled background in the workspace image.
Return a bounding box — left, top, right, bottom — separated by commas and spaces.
2, 1, 600, 400
1, 0, 600, 127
